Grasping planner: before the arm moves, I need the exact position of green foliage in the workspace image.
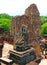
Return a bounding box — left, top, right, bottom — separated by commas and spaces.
40, 16, 47, 34
40, 16, 47, 25
0, 13, 12, 19
41, 23, 47, 34
0, 13, 12, 31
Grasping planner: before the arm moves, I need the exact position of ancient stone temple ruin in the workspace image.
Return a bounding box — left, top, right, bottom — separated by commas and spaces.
11, 15, 35, 48
25, 4, 41, 39
10, 4, 41, 65
11, 4, 41, 45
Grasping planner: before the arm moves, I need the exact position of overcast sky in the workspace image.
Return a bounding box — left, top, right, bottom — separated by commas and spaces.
0, 0, 47, 16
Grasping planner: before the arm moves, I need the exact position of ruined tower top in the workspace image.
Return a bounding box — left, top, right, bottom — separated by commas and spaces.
25, 3, 40, 16
25, 3, 41, 39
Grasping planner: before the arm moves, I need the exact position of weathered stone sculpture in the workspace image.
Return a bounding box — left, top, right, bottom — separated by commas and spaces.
16, 24, 30, 51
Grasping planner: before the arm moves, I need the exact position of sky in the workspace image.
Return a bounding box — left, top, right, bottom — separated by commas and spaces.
0, 0, 47, 16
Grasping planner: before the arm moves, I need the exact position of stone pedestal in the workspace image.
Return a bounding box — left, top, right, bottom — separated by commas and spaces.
9, 48, 36, 65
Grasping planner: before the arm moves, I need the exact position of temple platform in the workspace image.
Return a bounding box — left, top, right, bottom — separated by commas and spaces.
9, 47, 36, 65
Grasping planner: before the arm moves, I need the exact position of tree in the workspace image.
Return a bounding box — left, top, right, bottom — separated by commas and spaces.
41, 23, 47, 34
0, 13, 12, 32
40, 16, 47, 25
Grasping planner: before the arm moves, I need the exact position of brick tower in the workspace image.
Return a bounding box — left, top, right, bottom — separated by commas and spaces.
25, 4, 41, 39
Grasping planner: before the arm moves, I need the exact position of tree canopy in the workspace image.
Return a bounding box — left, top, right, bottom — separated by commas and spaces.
40, 16, 47, 25
0, 13, 12, 31
41, 23, 47, 34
